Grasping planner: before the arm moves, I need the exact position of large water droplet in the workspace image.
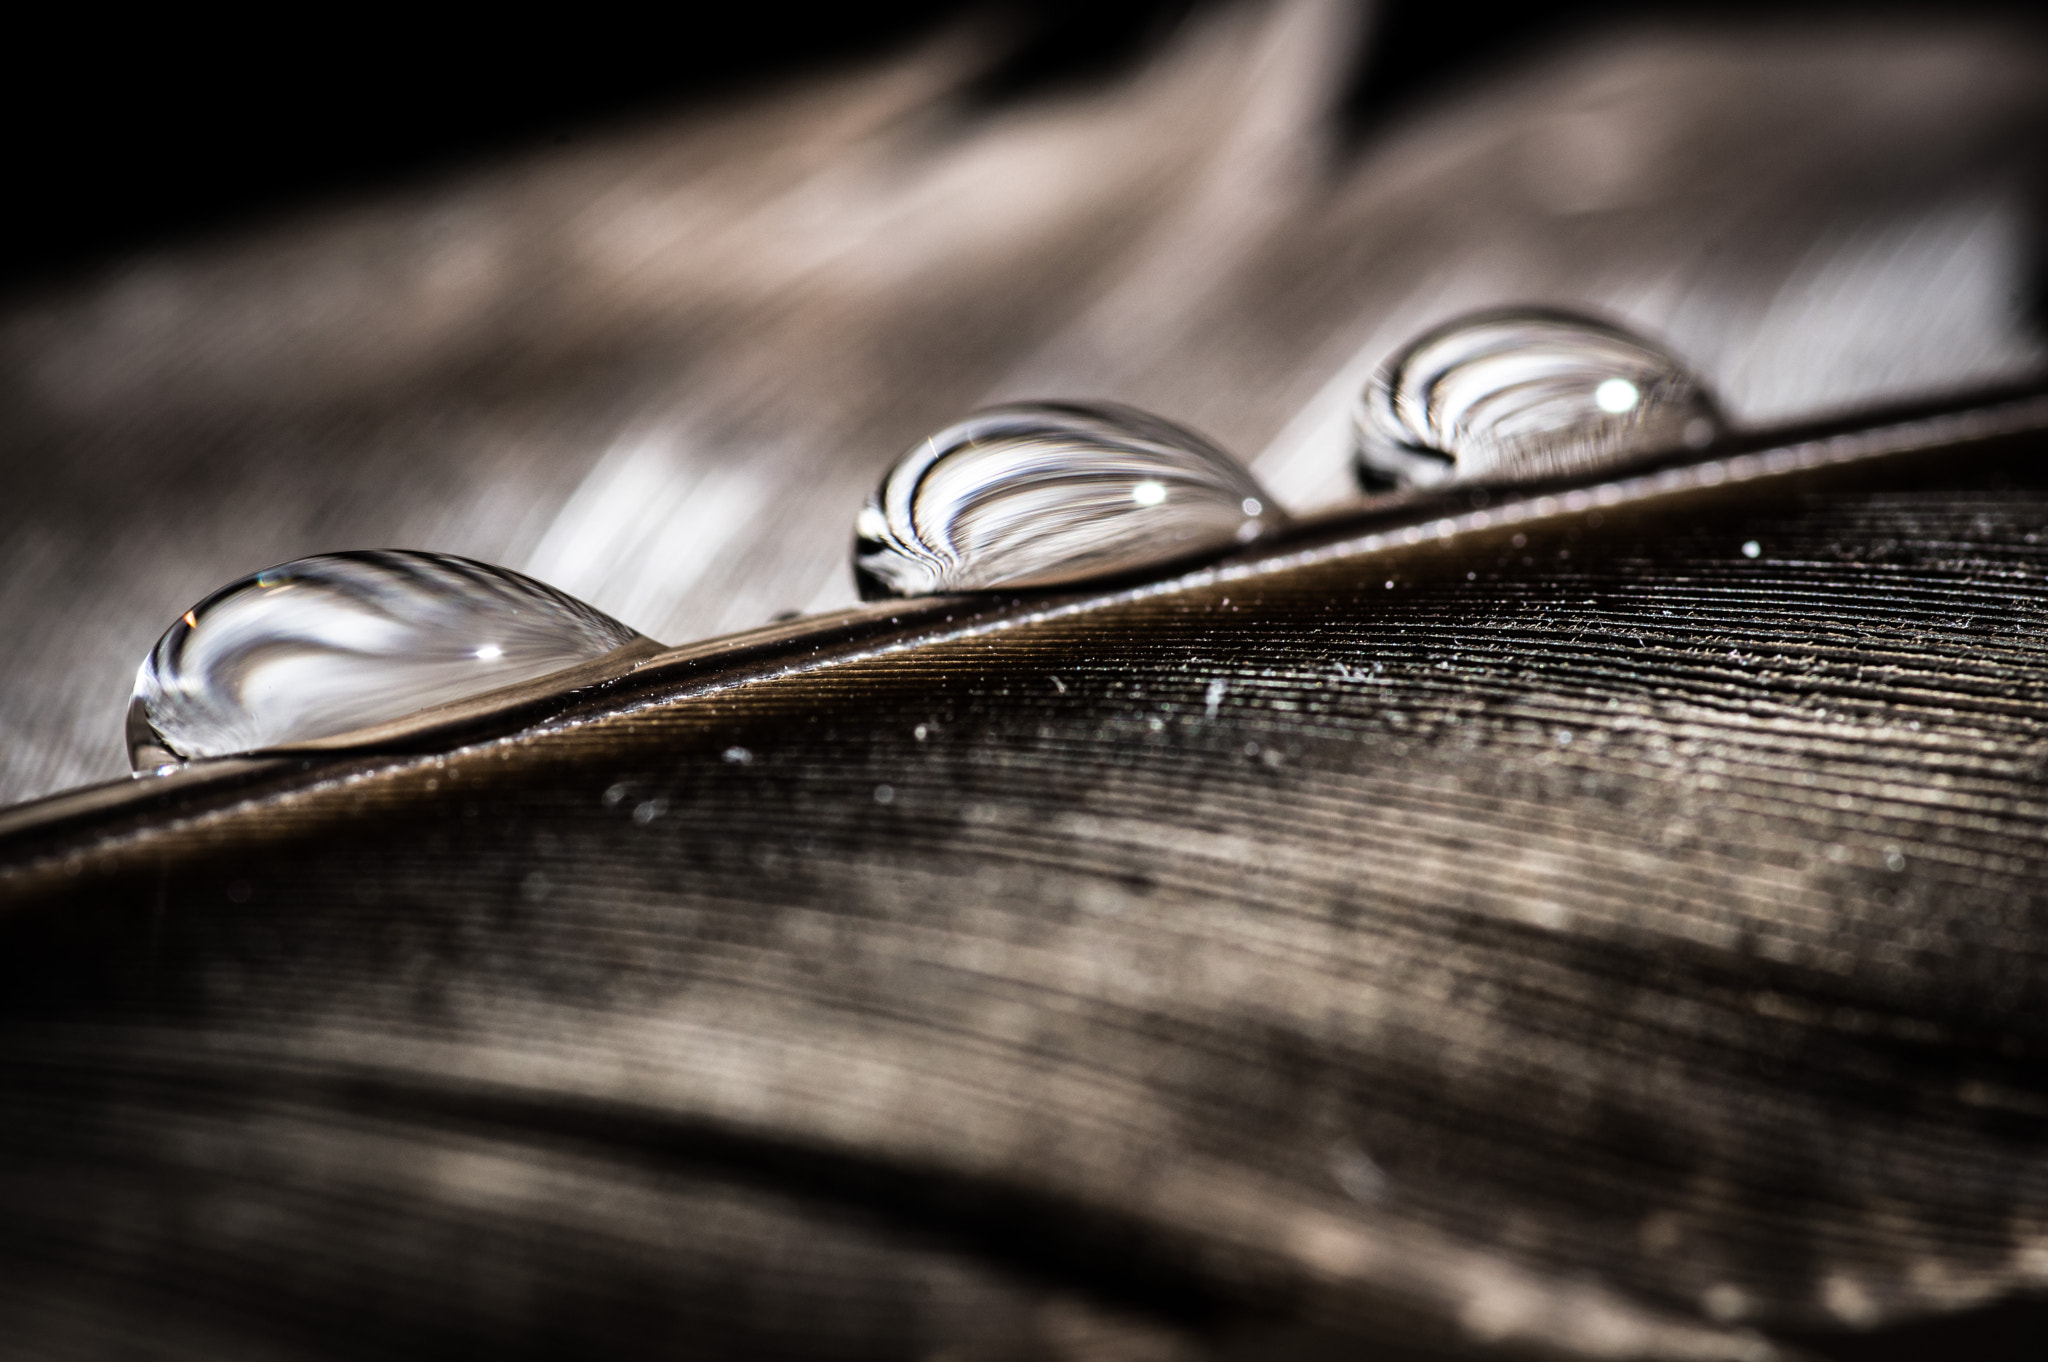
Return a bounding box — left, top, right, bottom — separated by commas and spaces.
854, 401, 1285, 598
1355, 309, 1724, 489
129, 551, 647, 768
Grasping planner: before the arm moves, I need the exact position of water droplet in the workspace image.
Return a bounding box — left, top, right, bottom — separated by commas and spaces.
1741, 540, 1762, 558
1355, 309, 1724, 489
853, 402, 1285, 598
129, 551, 645, 768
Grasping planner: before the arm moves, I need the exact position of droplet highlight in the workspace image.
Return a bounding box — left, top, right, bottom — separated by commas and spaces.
1355, 309, 1724, 489
854, 401, 1285, 598
129, 551, 646, 768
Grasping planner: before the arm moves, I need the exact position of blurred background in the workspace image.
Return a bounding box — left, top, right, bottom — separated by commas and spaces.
2, 0, 2044, 804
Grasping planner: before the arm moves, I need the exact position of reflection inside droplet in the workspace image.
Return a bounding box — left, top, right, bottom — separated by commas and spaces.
854, 401, 1286, 598
1593, 378, 1640, 413
129, 551, 648, 769
1355, 308, 1724, 490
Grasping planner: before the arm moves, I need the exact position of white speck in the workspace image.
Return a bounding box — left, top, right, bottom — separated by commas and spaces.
913, 724, 928, 741
1639, 1212, 1682, 1252
1131, 480, 1167, 506
1822, 1275, 1877, 1326
1556, 730, 1572, 746
1329, 1141, 1388, 1204
1242, 741, 1260, 757
1741, 540, 1761, 558
474, 644, 503, 661
1594, 378, 1639, 413
1204, 678, 1227, 719
1241, 497, 1262, 516
1702, 1283, 1748, 1322
1050, 675, 1067, 694
1384, 580, 1394, 590
632, 799, 666, 824
873, 784, 895, 804
722, 746, 752, 764
602, 783, 627, 806
2017, 1238, 2048, 1278
1885, 846, 1906, 872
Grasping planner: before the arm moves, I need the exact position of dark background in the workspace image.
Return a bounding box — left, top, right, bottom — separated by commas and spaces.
9, 2, 2041, 301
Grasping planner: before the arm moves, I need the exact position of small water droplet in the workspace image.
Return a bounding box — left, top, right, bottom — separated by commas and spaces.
853, 402, 1285, 598
1355, 309, 1724, 489
129, 551, 645, 768
1741, 540, 1762, 558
